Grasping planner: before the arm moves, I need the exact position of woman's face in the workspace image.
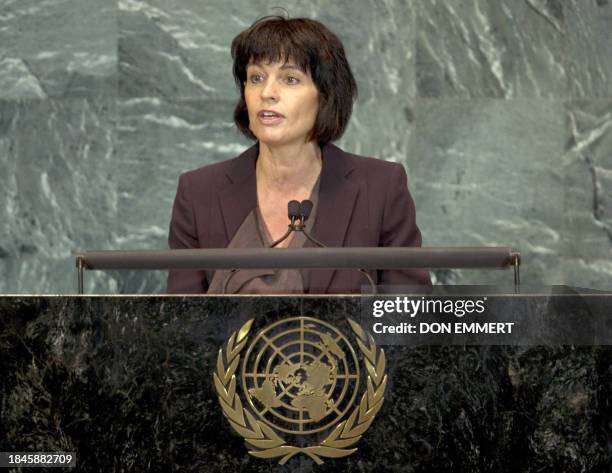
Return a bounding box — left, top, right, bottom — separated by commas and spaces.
244, 58, 319, 147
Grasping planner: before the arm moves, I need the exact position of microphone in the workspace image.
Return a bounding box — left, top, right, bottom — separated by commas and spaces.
299, 200, 313, 222
295, 200, 324, 247
288, 200, 301, 223
269, 200, 301, 248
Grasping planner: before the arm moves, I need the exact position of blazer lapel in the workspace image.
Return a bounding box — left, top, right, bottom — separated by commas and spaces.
309, 143, 359, 292
219, 143, 258, 242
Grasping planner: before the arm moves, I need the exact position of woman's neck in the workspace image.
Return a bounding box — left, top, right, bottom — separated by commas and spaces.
256, 141, 322, 194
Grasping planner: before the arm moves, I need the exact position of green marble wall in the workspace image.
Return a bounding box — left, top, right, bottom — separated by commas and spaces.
0, 1, 610, 293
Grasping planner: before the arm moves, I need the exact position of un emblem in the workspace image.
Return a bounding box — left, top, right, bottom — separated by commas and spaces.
214, 316, 387, 465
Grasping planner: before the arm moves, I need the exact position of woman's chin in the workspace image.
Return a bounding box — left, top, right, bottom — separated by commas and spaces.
256, 134, 302, 148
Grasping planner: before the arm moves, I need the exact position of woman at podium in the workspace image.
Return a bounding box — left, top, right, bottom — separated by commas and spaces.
167, 16, 430, 294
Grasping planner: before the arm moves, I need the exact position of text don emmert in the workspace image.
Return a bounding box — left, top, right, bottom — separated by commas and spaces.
373, 322, 515, 334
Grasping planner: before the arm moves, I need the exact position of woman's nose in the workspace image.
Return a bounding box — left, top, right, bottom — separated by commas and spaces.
261, 79, 279, 101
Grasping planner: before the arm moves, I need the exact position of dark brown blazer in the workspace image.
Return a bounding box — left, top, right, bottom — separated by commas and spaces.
166, 142, 431, 293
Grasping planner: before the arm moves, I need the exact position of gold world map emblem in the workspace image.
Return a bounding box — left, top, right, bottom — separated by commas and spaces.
214, 316, 387, 465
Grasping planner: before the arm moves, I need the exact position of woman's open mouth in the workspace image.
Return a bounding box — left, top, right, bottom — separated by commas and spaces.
257, 110, 284, 125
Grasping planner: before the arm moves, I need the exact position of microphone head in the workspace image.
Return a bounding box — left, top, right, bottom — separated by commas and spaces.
300, 200, 314, 221
288, 200, 301, 219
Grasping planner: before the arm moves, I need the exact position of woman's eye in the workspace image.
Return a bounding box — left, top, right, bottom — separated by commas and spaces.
250, 74, 263, 83
286, 76, 300, 84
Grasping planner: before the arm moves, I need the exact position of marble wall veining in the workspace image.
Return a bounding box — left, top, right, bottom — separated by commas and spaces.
0, 0, 610, 293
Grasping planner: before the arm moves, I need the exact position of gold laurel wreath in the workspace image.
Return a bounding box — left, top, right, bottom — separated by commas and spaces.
213, 318, 387, 465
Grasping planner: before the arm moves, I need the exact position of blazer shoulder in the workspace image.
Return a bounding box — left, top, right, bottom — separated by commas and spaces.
179, 145, 256, 188
179, 158, 230, 186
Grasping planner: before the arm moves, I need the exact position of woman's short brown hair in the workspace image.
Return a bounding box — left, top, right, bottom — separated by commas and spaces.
231, 16, 358, 145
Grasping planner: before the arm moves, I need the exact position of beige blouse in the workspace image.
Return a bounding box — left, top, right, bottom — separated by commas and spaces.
206, 177, 320, 294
